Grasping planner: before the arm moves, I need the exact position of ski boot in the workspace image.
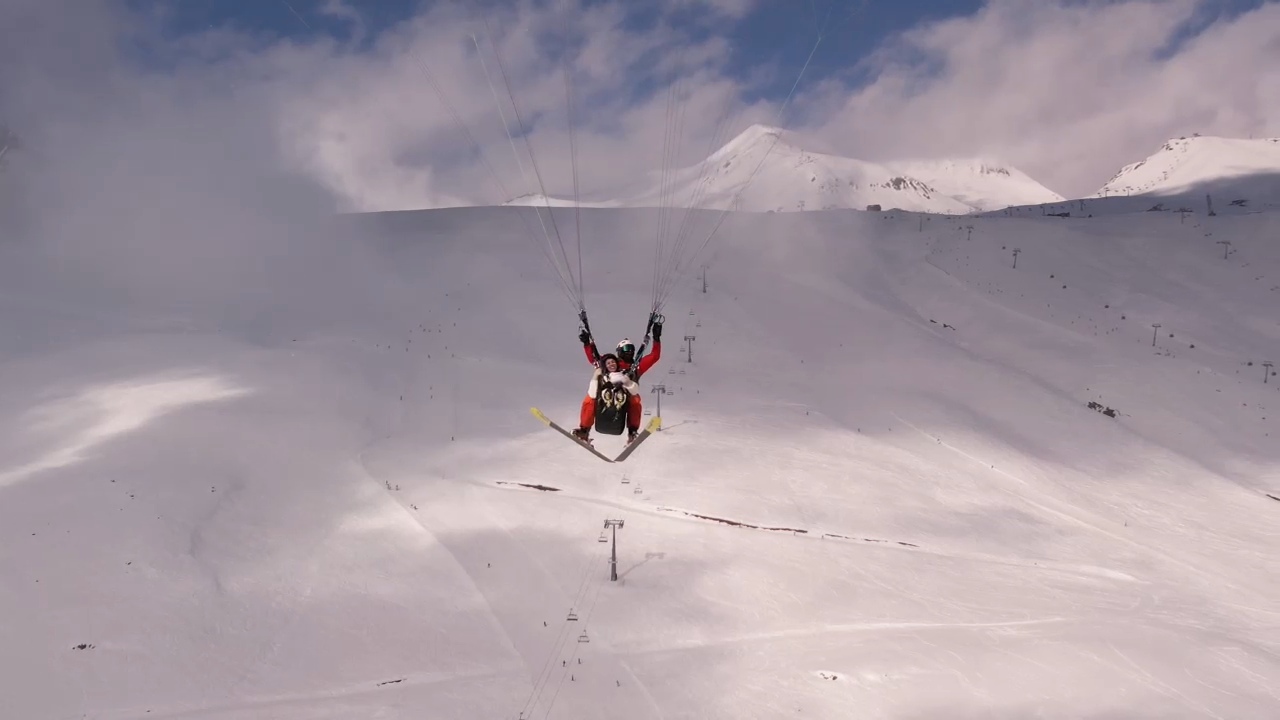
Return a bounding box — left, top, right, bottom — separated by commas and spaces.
572, 427, 592, 445
626, 427, 639, 445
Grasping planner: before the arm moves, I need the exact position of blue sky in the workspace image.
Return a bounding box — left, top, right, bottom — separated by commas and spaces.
142, 0, 1273, 62
136, 0, 1271, 107
142, 0, 991, 99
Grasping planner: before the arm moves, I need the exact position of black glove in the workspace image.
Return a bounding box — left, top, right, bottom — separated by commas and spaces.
579, 327, 591, 344
651, 321, 662, 341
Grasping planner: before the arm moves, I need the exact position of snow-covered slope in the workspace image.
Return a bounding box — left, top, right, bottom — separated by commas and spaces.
508, 125, 1063, 214
2, 201, 1279, 718
885, 157, 1065, 210
1092, 135, 1280, 209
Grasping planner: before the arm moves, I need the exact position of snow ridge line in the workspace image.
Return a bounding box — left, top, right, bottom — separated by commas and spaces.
490, 480, 1137, 583
652, 505, 919, 548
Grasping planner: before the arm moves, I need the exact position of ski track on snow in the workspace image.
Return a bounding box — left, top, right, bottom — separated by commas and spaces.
890, 411, 1277, 616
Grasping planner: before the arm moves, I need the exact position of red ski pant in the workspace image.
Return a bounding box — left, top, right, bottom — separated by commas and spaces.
580, 394, 641, 431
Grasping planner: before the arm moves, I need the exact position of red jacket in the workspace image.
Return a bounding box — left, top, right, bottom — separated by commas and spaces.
584, 341, 661, 378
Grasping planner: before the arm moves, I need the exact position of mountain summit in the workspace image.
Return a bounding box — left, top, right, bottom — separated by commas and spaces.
1091, 135, 1280, 207
508, 124, 1063, 214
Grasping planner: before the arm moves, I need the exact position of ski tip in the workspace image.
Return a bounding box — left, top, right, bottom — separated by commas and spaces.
647, 416, 661, 432
530, 407, 551, 425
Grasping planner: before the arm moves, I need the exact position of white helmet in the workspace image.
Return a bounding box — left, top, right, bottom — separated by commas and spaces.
616, 338, 636, 362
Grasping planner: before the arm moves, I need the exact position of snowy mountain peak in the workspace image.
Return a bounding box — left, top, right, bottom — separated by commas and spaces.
686, 125, 1066, 213
506, 125, 1065, 214
629, 124, 981, 214
707, 123, 790, 160
1092, 135, 1280, 198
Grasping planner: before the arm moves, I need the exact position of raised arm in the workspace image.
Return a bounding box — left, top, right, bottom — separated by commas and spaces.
635, 319, 663, 376
580, 327, 600, 364
637, 340, 661, 376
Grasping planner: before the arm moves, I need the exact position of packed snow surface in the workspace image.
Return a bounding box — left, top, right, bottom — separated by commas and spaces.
1, 201, 1278, 719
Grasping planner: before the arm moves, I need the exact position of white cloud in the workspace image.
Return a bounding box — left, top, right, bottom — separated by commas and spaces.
3, 0, 1276, 223
0, 0, 409, 332
800, 0, 1280, 197
267, 0, 773, 211
260, 0, 1280, 205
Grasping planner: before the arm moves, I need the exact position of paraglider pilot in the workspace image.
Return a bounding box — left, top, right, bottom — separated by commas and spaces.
574, 317, 662, 444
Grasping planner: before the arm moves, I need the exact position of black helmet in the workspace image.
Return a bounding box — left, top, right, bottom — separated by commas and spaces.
616, 338, 635, 363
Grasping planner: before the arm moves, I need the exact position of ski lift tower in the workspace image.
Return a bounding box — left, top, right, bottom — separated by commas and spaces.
604, 518, 625, 581
651, 384, 667, 426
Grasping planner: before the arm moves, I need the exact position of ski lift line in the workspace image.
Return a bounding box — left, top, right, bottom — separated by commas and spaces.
517, 535, 611, 719
517, 551, 604, 720
525, 513, 623, 720
569, 537, 612, 622
536, 552, 612, 720
469, 27, 585, 312
524, 552, 611, 720
543, 561, 611, 718
653, 7, 836, 314
519, 563, 601, 720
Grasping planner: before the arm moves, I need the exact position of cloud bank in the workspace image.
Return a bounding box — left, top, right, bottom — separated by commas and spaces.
809, 0, 1280, 197
1, 0, 1277, 224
